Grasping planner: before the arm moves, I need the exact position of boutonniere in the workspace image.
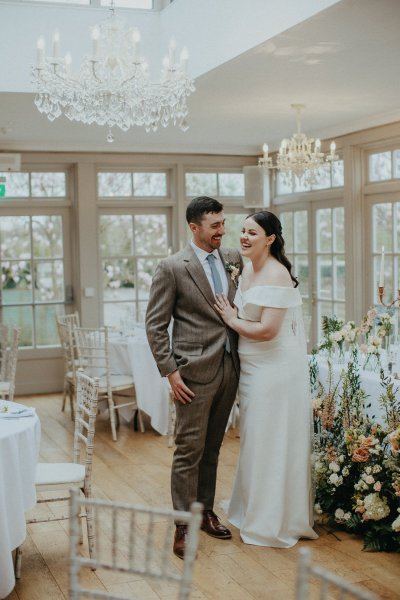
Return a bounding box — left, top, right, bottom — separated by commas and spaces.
225, 261, 240, 286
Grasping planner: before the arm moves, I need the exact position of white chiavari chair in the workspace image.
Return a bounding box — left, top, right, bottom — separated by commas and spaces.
73, 325, 144, 441
69, 490, 202, 600
56, 312, 82, 419
15, 370, 100, 578
295, 548, 380, 600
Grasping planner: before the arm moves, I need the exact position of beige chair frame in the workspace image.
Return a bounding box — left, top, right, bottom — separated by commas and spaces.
56, 312, 81, 419
69, 490, 202, 600
295, 548, 380, 600
0, 324, 20, 402
15, 370, 100, 578
73, 325, 144, 441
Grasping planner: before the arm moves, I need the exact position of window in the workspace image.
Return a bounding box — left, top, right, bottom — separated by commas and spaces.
368, 150, 400, 182
0, 172, 66, 198
276, 160, 344, 196
371, 202, 400, 303
98, 172, 167, 198
185, 172, 244, 198
0, 170, 70, 348
315, 207, 345, 336
280, 210, 310, 317
0, 215, 66, 348
100, 213, 169, 326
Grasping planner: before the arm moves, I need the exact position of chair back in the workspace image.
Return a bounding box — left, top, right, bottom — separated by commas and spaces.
57, 311, 81, 329
69, 490, 202, 600
73, 326, 111, 388
295, 548, 380, 600
74, 370, 99, 484
0, 325, 21, 401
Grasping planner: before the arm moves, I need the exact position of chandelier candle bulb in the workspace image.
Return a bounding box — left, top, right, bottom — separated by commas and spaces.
65, 52, 72, 75
36, 37, 45, 68
91, 27, 100, 58
132, 28, 140, 62
169, 37, 176, 67
180, 47, 189, 74
52, 31, 60, 59
262, 143, 268, 160
379, 246, 385, 288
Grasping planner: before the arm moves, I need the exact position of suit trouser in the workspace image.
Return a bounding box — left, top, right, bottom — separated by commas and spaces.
171, 350, 238, 512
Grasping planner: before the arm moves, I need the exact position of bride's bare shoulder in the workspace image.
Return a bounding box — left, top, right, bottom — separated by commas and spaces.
263, 259, 292, 287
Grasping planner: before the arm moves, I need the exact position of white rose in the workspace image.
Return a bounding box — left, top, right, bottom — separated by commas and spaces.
329, 473, 339, 485
329, 462, 340, 472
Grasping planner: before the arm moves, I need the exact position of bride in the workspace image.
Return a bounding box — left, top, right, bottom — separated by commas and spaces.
215, 210, 317, 548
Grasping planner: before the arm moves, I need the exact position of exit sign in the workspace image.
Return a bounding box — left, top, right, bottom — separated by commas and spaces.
0, 176, 6, 198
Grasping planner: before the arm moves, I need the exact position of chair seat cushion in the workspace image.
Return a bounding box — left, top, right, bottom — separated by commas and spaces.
35, 462, 85, 485
98, 374, 134, 392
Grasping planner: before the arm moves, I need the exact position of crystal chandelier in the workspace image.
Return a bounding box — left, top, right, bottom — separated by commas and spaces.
258, 104, 338, 185
33, 1, 195, 142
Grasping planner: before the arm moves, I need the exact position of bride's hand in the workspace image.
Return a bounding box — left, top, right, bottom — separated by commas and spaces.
214, 294, 237, 326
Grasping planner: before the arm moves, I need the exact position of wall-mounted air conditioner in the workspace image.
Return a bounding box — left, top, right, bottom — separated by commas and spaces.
243, 166, 270, 208
0, 153, 21, 172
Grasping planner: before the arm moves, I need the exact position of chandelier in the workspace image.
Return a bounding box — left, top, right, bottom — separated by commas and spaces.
258, 104, 338, 185
33, 1, 195, 142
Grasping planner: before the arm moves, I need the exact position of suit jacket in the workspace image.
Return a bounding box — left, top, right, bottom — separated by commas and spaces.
145, 245, 242, 384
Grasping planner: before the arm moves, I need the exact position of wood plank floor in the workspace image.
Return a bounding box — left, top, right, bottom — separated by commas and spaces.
6, 394, 400, 600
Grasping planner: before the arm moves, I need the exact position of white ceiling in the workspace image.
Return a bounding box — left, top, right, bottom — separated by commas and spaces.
1, 0, 400, 156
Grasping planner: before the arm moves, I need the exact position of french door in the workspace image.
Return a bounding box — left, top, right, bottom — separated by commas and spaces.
278, 200, 345, 347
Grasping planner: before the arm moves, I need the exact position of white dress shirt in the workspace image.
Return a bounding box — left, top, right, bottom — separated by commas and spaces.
190, 241, 229, 296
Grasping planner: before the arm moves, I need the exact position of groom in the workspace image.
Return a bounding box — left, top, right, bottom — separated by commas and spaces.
145, 196, 242, 558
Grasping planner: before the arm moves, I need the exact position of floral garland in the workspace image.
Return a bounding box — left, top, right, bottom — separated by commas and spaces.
311, 310, 400, 551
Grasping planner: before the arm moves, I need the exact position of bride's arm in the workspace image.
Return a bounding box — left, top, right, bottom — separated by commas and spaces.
215, 296, 286, 341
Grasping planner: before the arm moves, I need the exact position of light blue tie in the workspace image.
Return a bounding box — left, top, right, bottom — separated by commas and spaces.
206, 254, 231, 352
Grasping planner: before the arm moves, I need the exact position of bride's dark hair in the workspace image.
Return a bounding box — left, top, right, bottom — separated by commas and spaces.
246, 210, 299, 288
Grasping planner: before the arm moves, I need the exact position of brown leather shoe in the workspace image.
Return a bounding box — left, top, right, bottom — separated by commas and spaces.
201, 509, 232, 539
173, 524, 188, 559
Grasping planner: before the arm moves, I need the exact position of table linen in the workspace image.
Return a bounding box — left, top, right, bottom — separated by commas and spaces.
109, 333, 170, 435
0, 400, 40, 598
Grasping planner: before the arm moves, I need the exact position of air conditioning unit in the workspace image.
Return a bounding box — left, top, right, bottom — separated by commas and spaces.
243, 165, 270, 208
0, 153, 21, 172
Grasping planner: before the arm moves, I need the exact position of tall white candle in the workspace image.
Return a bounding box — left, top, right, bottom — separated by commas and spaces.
52, 30, 60, 58
169, 37, 176, 67
36, 36, 45, 68
379, 246, 385, 287
92, 26, 100, 59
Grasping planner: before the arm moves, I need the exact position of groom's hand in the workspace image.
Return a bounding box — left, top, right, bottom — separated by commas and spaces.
167, 370, 195, 404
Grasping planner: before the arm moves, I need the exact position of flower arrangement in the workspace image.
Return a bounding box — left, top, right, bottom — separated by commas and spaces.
312, 314, 400, 551
225, 261, 240, 285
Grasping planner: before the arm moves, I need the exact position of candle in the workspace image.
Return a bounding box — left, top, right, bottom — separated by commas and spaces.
91, 26, 100, 59
132, 28, 141, 62
262, 143, 268, 160
379, 246, 385, 287
52, 30, 60, 58
169, 37, 176, 67
36, 36, 45, 68
180, 47, 189, 75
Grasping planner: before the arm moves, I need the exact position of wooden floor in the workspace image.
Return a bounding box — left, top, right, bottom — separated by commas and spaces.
6, 394, 400, 600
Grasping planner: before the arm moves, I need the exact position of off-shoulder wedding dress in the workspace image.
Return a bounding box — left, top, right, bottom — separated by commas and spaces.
227, 283, 318, 547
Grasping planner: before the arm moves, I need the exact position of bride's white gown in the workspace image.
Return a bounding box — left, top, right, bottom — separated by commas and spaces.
227, 284, 318, 547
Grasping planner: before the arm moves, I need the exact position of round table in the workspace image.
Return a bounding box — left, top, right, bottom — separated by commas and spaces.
0, 400, 41, 598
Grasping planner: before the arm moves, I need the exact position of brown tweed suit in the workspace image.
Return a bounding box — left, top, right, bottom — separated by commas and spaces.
146, 244, 242, 512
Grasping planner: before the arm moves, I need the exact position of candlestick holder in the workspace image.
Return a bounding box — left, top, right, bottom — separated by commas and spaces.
378, 286, 400, 308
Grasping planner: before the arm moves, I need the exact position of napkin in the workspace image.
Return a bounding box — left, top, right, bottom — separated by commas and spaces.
0, 406, 36, 419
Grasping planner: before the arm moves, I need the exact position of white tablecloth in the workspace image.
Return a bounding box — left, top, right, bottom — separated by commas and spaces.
109, 332, 170, 435
0, 400, 40, 598
315, 356, 393, 423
